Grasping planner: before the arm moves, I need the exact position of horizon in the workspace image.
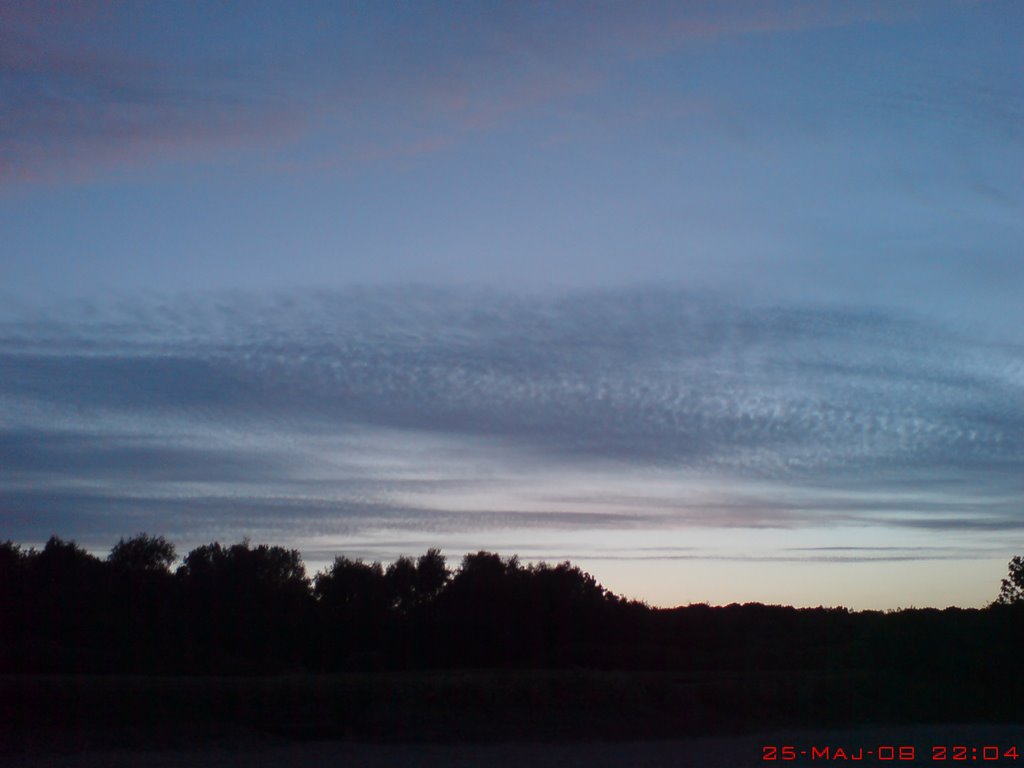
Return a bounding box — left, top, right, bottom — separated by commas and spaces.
6, 532, 1010, 612
3, 2, 1023, 612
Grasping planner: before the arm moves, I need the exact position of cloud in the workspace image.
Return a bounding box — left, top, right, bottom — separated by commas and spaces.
879, 82, 1024, 146
0, 2, 912, 185
1, 286, 1022, 547
0, 3, 308, 184
0, 429, 295, 483
3, 286, 1021, 472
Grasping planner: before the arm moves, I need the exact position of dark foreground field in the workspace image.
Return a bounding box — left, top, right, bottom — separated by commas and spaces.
6, 724, 1024, 768
5, 671, 1024, 766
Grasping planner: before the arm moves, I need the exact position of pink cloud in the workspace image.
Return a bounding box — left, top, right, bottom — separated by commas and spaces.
0, 2, 916, 187
324, 1, 908, 163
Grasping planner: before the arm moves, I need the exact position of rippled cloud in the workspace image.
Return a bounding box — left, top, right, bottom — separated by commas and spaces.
2, 286, 1022, 557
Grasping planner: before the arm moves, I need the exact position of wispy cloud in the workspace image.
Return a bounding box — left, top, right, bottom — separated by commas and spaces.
879, 82, 1024, 145
0, 1, 912, 185
2, 287, 1022, 548
0, 3, 307, 184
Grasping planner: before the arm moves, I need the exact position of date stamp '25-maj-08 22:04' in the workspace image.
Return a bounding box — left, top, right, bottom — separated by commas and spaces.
762, 744, 1022, 762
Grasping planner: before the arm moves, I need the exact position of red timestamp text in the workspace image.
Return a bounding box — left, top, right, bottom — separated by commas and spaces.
932, 745, 1019, 761
762, 745, 917, 761
762, 744, 1022, 762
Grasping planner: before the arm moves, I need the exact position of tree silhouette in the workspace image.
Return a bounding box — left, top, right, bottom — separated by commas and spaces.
385, 556, 417, 612
313, 556, 390, 667
382, 549, 451, 612
22, 537, 108, 670
0, 541, 29, 662
176, 540, 312, 671
0, 540, 27, 590
415, 548, 450, 603
35, 536, 103, 580
996, 555, 1024, 605
11, 530, 1023, 702
108, 533, 176, 573
102, 535, 180, 672
314, 556, 386, 612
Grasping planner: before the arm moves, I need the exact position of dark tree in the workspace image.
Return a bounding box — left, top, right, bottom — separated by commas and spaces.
313, 557, 390, 667
432, 552, 526, 665
108, 533, 177, 573
383, 550, 450, 612
0, 540, 27, 587
996, 555, 1024, 605
103, 535, 181, 672
22, 537, 109, 671
178, 540, 307, 594
415, 548, 450, 604
176, 540, 312, 671
451, 550, 521, 591
385, 556, 417, 611
314, 556, 386, 611
34, 536, 103, 578
0, 540, 29, 631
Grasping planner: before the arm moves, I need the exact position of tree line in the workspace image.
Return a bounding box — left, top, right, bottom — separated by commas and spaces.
0, 534, 641, 673
3, 534, 1024, 684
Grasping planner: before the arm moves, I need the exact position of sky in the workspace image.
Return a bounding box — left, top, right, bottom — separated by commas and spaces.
2, 0, 1023, 609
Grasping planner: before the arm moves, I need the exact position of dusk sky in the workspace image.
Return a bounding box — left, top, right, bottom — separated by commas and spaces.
2, 1, 1023, 609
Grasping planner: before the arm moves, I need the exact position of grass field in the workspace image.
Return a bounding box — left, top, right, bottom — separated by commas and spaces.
5, 668, 1021, 759
7, 721, 1024, 767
